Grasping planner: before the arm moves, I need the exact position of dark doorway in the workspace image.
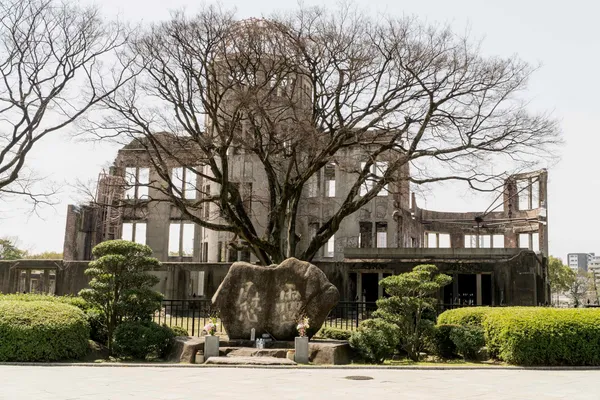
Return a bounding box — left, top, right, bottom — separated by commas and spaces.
443, 281, 454, 305
457, 274, 476, 305
482, 274, 492, 305
349, 273, 358, 302
361, 273, 379, 303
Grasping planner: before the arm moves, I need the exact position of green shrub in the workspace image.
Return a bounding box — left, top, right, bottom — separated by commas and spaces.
483, 308, 600, 366
318, 326, 352, 341
450, 325, 485, 360
376, 265, 452, 361
0, 294, 91, 311
430, 324, 458, 358
0, 300, 90, 361
80, 240, 162, 354
349, 319, 400, 364
113, 321, 174, 360
169, 325, 189, 337
86, 308, 108, 344
437, 307, 492, 327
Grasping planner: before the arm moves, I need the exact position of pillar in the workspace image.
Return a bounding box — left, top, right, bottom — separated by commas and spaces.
357, 273, 363, 302
476, 274, 482, 306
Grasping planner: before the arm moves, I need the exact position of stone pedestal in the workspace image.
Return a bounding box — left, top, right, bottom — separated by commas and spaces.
204, 335, 220, 360
295, 336, 309, 364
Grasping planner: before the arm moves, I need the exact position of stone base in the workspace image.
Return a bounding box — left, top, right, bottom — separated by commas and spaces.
167, 336, 205, 363
224, 340, 352, 365
204, 356, 296, 365
309, 340, 353, 365
221, 347, 289, 358
220, 339, 294, 348
169, 336, 353, 365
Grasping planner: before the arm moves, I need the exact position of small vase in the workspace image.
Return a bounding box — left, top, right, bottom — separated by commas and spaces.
294, 336, 309, 364
204, 335, 220, 360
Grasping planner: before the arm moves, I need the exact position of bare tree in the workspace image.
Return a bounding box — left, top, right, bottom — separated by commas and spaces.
568, 270, 592, 308
92, 4, 560, 265
0, 0, 130, 206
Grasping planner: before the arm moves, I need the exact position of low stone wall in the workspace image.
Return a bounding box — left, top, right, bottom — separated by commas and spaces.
0, 259, 232, 299
0, 250, 547, 306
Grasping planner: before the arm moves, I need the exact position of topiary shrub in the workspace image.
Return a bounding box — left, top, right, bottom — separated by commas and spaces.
0, 300, 90, 361
79, 240, 162, 354
169, 325, 189, 337
375, 265, 452, 361
482, 308, 600, 366
450, 325, 485, 360
113, 321, 175, 360
430, 324, 458, 359
349, 318, 400, 364
318, 326, 352, 341
437, 307, 492, 327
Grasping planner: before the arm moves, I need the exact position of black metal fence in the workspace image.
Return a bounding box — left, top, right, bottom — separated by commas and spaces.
155, 299, 494, 335
322, 301, 377, 330
153, 299, 223, 337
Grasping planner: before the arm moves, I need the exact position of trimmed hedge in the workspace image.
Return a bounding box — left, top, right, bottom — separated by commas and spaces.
438, 307, 600, 366
437, 307, 492, 327
318, 326, 352, 341
0, 295, 108, 345
0, 300, 90, 361
483, 308, 600, 366
0, 293, 90, 311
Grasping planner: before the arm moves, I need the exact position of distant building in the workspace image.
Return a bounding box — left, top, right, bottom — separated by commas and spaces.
567, 253, 594, 272
589, 258, 600, 295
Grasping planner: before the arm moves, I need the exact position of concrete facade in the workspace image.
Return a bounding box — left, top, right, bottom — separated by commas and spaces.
55, 141, 550, 305
43, 20, 552, 305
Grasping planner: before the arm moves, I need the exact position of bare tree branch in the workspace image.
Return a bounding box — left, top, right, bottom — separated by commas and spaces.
0, 0, 131, 205
90, 4, 560, 264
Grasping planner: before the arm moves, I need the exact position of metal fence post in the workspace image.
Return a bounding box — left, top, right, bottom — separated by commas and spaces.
191, 303, 196, 336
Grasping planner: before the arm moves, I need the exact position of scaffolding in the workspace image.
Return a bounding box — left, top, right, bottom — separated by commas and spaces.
94, 170, 125, 242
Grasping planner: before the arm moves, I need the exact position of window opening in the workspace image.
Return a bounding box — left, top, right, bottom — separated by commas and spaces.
376, 222, 387, 248
122, 221, 147, 245
125, 167, 149, 200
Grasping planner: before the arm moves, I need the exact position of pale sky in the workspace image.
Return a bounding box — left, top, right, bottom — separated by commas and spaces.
0, 0, 597, 262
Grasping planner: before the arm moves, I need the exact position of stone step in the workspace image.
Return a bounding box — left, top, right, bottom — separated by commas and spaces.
220, 347, 290, 359
219, 339, 294, 349
205, 356, 296, 366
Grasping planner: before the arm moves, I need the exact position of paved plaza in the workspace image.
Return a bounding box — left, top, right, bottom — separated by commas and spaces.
0, 366, 599, 400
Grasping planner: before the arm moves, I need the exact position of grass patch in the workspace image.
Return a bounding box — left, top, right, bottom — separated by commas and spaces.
383, 358, 504, 367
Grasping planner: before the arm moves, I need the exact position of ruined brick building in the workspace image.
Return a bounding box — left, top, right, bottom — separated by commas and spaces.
3, 19, 551, 306
60, 146, 549, 306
